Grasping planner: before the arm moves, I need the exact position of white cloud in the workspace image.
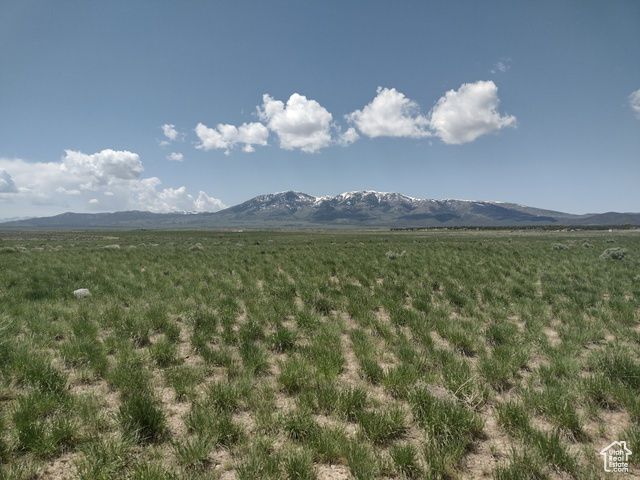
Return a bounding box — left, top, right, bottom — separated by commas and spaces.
491, 59, 511, 74
195, 122, 269, 154
167, 152, 184, 162
192, 84, 515, 154
195, 191, 227, 211
338, 127, 360, 146
162, 124, 180, 141
346, 87, 432, 139
630, 89, 640, 118
55, 186, 81, 195
257, 93, 333, 153
0, 169, 18, 193
61, 149, 144, 186
428, 80, 516, 144
133, 180, 227, 213
0, 149, 226, 216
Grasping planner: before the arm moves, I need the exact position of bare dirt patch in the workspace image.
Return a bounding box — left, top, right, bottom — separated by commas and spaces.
461, 410, 512, 480
41, 451, 79, 480
543, 326, 561, 346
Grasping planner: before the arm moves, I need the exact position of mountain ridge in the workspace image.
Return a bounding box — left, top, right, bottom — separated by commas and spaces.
1, 190, 639, 229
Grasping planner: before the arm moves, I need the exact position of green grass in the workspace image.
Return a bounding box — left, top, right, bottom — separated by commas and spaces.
494, 449, 548, 480
390, 442, 423, 479
172, 435, 213, 471
0, 228, 638, 478
356, 404, 407, 446
282, 447, 317, 480
118, 391, 167, 444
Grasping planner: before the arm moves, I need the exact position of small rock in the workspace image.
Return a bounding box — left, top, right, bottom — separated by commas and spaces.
73, 288, 91, 298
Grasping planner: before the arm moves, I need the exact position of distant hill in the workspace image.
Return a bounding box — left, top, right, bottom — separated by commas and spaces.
2, 190, 639, 229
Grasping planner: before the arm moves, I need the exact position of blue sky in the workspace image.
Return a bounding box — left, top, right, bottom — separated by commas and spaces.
1, 0, 639, 219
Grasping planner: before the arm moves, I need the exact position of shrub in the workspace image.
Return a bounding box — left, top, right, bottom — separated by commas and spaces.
600, 247, 626, 260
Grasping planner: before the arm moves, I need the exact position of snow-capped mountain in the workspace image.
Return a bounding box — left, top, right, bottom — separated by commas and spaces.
209, 190, 594, 227
2, 190, 638, 229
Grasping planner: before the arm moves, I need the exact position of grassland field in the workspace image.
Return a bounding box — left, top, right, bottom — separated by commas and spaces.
0, 228, 639, 480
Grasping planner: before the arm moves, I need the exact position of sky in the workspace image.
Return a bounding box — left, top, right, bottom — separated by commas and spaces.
0, 0, 639, 220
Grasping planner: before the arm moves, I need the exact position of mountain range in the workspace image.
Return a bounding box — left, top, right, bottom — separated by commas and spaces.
1, 190, 639, 229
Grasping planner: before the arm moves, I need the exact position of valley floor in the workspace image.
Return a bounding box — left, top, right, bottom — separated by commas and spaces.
0, 229, 639, 479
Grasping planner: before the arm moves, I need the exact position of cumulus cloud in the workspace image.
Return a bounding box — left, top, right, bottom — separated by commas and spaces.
195, 191, 227, 211
133, 179, 213, 213
0, 169, 18, 193
61, 149, 144, 186
338, 127, 360, 146
159, 124, 184, 147
347, 87, 432, 139
257, 93, 333, 153
428, 80, 516, 144
195, 122, 269, 154
630, 89, 640, 118
162, 124, 180, 141
162, 124, 179, 141
133, 182, 227, 213
0, 149, 226, 216
194, 83, 515, 154
167, 152, 184, 162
